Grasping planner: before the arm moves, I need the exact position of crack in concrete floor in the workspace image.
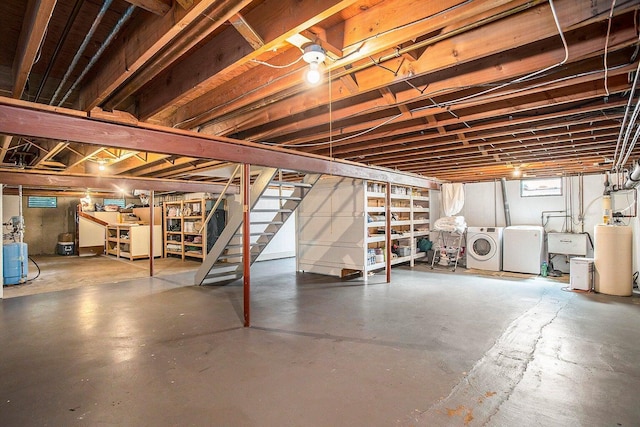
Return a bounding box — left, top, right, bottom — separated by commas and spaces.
408, 289, 567, 426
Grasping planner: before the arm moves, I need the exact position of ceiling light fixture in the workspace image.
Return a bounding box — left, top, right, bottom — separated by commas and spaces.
96, 158, 107, 171
302, 43, 326, 85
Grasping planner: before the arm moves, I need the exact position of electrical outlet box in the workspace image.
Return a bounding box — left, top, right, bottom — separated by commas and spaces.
548, 232, 588, 256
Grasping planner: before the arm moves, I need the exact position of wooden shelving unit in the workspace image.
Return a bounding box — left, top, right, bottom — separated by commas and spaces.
366, 184, 431, 271
297, 176, 430, 277
105, 224, 162, 260
163, 199, 208, 260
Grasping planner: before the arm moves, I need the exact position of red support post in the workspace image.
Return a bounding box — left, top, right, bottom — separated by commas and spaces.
386, 182, 391, 283
149, 190, 154, 277
243, 164, 251, 327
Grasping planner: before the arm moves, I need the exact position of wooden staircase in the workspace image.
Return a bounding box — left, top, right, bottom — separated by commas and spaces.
194, 167, 321, 285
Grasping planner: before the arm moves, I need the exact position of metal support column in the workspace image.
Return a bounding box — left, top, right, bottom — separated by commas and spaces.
149, 190, 154, 277
242, 164, 251, 327
385, 182, 391, 283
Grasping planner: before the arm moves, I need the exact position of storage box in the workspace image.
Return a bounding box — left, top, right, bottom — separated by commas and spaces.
396, 246, 411, 257
57, 241, 74, 256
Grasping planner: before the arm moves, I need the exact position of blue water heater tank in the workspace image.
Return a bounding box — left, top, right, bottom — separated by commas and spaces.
3, 243, 28, 285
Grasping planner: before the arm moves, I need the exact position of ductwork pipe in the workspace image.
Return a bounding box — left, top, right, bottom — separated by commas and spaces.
624, 160, 640, 189
501, 177, 511, 226
50, 0, 113, 106
58, 4, 136, 105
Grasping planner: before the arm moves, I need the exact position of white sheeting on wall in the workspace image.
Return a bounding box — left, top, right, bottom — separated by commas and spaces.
442, 183, 464, 216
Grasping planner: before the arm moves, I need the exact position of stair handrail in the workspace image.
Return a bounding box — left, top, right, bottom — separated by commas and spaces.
78, 211, 109, 227
199, 164, 240, 233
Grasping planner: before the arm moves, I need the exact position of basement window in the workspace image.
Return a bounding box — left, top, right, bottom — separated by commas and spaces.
521, 177, 562, 197
103, 198, 126, 208
27, 196, 57, 208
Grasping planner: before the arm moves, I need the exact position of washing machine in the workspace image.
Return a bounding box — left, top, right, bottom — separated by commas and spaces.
466, 227, 503, 271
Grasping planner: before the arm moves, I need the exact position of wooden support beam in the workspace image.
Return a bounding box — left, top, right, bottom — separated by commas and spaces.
339, 72, 359, 94
80, 0, 229, 111
230, 13, 265, 49
13, 0, 57, 99
144, 0, 359, 121
0, 97, 439, 189
0, 134, 14, 163
32, 141, 69, 168
122, 0, 171, 15
0, 169, 235, 194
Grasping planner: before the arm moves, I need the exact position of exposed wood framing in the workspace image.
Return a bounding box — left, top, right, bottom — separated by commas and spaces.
0, 170, 236, 194
12, 0, 57, 99
0, 98, 440, 188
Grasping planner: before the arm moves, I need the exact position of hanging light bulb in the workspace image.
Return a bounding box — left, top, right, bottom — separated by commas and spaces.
306, 62, 321, 84
302, 43, 326, 85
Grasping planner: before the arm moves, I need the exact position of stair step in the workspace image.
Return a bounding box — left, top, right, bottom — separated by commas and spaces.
205, 263, 242, 274
269, 180, 312, 188
202, 272, 242, 285
251, 221, 284, 225
260, 195, 302, 201
234, 232, 275, 237
251, 209, 293, 213
195, 170, 319, 286
225, 242, 267, 249
218, 254, 243, 260
216, 253, 260, 261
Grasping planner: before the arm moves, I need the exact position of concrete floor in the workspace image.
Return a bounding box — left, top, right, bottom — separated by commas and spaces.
1, 256, 639, 426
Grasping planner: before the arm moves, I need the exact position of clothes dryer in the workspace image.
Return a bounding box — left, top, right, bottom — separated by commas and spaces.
502, 225, 545, 274
466, 227, 503, 271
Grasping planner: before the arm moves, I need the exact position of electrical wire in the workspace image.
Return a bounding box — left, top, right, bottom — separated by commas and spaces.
340, 0, 474, 52
411, 0, 569, 115
258, 113, 404, 147
603, 0, 617, 96
251, 54, 303, 69
173, 0, 549, 133
26, 256, 41, 282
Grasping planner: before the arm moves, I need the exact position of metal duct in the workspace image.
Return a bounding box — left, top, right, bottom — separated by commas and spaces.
624, 160, 640, 189
50, 0, 113, 106
501, 177, 511, 226
35, 0, 85, 103
58, 4, 136, 105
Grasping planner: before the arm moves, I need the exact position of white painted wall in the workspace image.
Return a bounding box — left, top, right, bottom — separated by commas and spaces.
431, 174, 639, 276
227, 189, 296, 262
255, 188, 296, 261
